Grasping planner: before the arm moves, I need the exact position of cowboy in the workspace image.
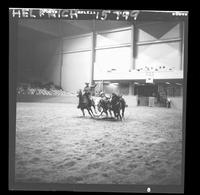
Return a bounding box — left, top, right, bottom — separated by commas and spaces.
83, 82, 94, 107
100, 91, 110, 101
83, 82, 91, 99
83, 82, 89, 93
90, 83, 97, 96
84, 82, 97, 96
167, 97, 171, 108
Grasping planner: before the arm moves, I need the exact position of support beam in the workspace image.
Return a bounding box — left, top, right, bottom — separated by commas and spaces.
59, 22, 64, 88
181, 21, 185, 71
132, 82, 135, 95
137, 38, 182, 46
132, 23, 138, 69
128, 82, 132, 95
131, 24, 135, 70
90, 20, 96, 94
60, 38, 63, 88
129, 82, 135, 95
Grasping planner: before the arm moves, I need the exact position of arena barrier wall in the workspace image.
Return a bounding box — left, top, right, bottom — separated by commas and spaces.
16, 94, 183, 110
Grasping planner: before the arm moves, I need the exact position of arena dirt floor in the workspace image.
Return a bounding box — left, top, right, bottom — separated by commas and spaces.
15, 102, 183, 185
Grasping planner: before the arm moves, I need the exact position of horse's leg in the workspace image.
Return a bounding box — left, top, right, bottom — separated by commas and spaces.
87, 108, 93, 117
116, 111, 122, 120
105, 110, 108, 117
81, 108, 85, 117
89, 107, 95, 117
112, 110, 115, 118
115, 106, 121, 120
113, 110, 117, 118
116, 111, 119, 119
109, 109, 112, 117
121, 107, 125, 119
90, 108, 94, 117
119, 112, 122, 120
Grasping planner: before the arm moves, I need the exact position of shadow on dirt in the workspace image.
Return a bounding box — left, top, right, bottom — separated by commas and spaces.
72, 115, 126, 122
92, 116, 119, 122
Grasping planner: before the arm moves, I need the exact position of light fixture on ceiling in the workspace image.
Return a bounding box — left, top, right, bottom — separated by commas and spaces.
112, 82, 119, 85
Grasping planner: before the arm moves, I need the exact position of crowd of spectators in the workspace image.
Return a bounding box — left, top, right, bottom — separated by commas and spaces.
17, 81, 73, 96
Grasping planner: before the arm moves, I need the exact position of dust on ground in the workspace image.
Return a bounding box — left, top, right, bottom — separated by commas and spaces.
15, 102, 183, 184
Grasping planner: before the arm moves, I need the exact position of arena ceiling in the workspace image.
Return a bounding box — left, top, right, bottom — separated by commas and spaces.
18, 19, 132, 39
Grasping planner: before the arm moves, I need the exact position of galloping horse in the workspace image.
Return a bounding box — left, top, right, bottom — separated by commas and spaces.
77, 90, 96, 117
97, 93, 127, 120
97, 98, 113, 118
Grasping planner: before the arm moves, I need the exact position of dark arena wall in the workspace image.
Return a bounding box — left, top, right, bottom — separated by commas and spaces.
17, 25, 62, 86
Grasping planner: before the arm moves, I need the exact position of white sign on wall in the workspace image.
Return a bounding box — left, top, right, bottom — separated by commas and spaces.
146, 71, 154, 83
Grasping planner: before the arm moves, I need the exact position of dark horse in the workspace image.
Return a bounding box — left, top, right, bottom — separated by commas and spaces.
77, 90, 96, 117
97, 98, 113, 117
110, 93, 122, 120
97, 94, 127, 120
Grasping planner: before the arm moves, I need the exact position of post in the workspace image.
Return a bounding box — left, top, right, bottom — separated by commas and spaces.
60, 38, 63, 89
129, 82, 132, 95
181, 21, 185, 71
132, 82, 135, 95
91, 19, 96, 86
59, 22, 63, 89
129, 82, 135, 95
131, 24, 135, 70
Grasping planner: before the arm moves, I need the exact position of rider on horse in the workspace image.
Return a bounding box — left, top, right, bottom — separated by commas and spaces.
77, 82, 96, 108
83, 82, 92, 101
77, 83, 90, 109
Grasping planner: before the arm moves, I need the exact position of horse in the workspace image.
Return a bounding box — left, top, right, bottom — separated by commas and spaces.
97, 98, 113, 118
97, 94, 127, 120
77, 90, 96, 117
110, 93, 122, 120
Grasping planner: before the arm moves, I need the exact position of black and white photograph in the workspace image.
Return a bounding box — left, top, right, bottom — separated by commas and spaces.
9, 9, 188, 193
